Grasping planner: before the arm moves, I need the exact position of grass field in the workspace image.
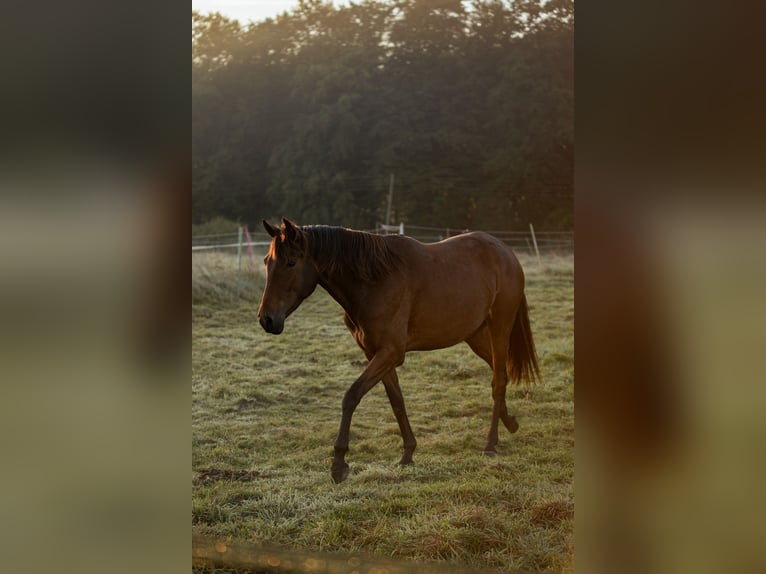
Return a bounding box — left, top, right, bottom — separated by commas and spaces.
192, 249, 574, 572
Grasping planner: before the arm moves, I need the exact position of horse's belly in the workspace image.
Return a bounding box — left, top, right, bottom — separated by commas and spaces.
405, 285, 491, 351
406, 330, 476, 351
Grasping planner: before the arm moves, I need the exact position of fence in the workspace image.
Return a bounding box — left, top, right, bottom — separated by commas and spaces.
390, 224, 573, 256
191, 223, 573, 265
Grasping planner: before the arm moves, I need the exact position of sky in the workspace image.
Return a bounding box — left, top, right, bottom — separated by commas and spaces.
192, 0, 304, 24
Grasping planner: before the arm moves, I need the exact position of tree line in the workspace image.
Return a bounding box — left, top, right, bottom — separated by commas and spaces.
192, 0, 573, 231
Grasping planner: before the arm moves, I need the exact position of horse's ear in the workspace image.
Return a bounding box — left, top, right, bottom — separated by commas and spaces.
263, 220, 278, 237
282, 217, 300, 242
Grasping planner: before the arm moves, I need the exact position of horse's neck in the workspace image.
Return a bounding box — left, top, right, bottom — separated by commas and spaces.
317, 270, 361, 319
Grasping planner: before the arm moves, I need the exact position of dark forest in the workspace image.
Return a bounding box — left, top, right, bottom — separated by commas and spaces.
193, 0, 573, 230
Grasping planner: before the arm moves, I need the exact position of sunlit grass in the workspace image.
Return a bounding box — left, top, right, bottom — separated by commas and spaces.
192, 251, 573, 572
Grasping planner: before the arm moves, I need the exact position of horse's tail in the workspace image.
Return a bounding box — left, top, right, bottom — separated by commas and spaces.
508, 294, 542, 385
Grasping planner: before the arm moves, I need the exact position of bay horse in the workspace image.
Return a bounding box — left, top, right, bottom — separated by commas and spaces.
258, 218, 541, 483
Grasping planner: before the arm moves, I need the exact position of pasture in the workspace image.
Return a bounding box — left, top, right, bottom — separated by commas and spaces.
192, 248, 573, 572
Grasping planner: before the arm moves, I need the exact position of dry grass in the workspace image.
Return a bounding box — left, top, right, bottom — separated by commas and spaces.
192, 249, 573, 572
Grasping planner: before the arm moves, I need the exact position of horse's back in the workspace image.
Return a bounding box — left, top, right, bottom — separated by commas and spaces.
385, 232, 524, 350
389, 232, 522, 285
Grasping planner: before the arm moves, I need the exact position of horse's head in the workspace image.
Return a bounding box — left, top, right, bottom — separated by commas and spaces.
257, 218, 318, 334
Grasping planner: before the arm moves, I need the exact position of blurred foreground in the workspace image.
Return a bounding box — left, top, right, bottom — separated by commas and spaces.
0, 1, 188, 567
0, 157, 189, 572
576, 193, 766, 573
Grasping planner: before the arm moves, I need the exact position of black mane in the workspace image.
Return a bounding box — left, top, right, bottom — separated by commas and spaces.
302, 226, 402, 282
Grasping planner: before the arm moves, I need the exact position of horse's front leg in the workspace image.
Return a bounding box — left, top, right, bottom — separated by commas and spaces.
332, 348, 403, 483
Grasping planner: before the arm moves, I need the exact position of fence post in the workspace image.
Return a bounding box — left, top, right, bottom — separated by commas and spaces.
529, 223, 541, 265
237, 226, 243, 272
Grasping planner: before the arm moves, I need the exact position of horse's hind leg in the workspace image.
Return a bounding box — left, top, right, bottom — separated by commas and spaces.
467, 322, 518, 455
466, 323, 493, 369
382, 369, 416, 466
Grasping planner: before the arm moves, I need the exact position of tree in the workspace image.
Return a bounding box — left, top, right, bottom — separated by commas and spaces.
191, 0, 573, 230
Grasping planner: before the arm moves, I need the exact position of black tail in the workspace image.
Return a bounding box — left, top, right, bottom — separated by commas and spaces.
508, 294, 542, 385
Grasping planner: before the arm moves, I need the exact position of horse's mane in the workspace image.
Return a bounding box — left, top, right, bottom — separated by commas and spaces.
302, 225, 402, 282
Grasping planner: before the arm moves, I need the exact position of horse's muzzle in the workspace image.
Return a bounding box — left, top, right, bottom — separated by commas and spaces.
259, 312, 284, 335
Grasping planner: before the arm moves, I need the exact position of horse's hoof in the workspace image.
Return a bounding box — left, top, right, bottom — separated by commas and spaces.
398, 459, 414, 467
482, 450, 498, 457
503, 415, 519, 434
331, 463, 349, 484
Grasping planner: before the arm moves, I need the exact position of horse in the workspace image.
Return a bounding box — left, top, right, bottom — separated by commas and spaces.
257, 218, 541, 483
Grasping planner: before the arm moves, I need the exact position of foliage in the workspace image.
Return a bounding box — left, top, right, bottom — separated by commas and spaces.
191, 215, 242, 237
192, 250, 573, 571
192, 0, 573, 230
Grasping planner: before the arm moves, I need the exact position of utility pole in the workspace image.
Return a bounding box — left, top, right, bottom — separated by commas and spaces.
385, 173, 395, 227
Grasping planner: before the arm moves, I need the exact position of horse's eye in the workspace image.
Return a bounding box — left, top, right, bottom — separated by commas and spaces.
286, 260, 296, 268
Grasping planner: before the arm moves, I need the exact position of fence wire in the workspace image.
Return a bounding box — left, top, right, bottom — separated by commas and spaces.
192, 225, 573, 255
